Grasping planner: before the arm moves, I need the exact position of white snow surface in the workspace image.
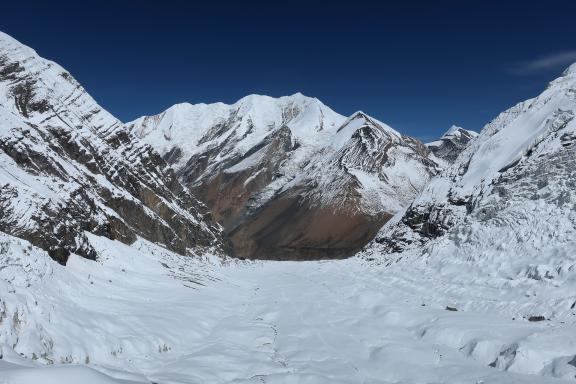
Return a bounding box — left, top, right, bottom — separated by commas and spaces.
127, 92, 347, 171
1, 230, 576, 383
429, 67, 575, 199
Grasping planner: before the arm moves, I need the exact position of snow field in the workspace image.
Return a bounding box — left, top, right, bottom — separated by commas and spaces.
1, 231, 576, 383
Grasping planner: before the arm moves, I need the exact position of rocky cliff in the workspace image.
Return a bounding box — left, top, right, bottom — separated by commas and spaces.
0, 32, 224, 264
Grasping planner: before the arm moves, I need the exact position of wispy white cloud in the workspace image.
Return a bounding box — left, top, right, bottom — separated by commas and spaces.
509, 51, 576, 75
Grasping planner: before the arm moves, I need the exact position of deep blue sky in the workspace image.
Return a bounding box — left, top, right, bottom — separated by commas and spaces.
1, 0, 575, 140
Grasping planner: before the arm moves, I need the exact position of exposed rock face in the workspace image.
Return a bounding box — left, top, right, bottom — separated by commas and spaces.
130, 99, 441, 259
365, 64, 576, 257
0, 32, 224, 264
188, 124, 298, 229
426, 125, 478, 163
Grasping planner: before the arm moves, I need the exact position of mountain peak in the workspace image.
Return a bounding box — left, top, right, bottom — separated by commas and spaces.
344, 111, 384, 128
562, 62, 576, 76
348, 111, 373, 121
128, 92, 347, 170
441, 125, 478, 140
333, 111, 401, 149
235, 92, 316, 106
289, 91, 307, 98
444, 125, 464, 136
426, 125, 478, 163
160, 93, 322, 115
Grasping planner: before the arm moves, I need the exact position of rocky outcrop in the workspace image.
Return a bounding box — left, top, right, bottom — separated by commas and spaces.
0, 31, 224, 264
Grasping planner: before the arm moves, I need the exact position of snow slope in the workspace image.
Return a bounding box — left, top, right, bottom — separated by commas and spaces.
0, 363, 140, 384
1, 230, 576, 383
367, 62, 576, 255
358, 64, 576, 380
277, 111, 436, 214
128, 93, 346, 172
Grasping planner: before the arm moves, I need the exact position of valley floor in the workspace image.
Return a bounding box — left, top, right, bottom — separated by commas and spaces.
1, 234, 575, 383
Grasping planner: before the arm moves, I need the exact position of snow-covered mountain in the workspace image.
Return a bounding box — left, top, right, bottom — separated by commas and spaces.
129, 96, 441, 259
0, 31, 224, 264
365, 63, 576, 259
426, 125, 478, 163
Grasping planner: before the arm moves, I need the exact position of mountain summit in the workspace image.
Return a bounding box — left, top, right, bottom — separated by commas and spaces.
426, 125, 478, 163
